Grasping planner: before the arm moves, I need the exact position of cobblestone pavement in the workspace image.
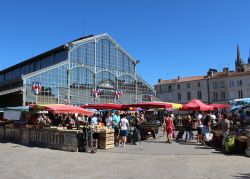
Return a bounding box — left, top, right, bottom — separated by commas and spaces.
0, 135, 250, 179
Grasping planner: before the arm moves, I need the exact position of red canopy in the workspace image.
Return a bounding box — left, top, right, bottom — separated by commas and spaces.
209, 103, 231, 109
123, 101, 172, 109
30, 104, 93, 116
81, 103, 125, 110
181, 99, 214, 111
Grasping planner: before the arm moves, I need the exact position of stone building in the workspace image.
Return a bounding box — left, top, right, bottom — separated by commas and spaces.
155, 46, 250, 104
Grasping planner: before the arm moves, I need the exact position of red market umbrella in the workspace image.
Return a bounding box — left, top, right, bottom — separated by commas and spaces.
30, 104, 93, 116
181, 99, 214, 111
122, 101, 172, 109
209, 103, 231, 110
81, 103, 125, 110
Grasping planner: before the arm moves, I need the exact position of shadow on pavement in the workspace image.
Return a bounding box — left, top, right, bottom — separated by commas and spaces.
175, 140, 201, 146
195, 146, 214, 150
232, 173, 250, 179
143, 140, 168, 144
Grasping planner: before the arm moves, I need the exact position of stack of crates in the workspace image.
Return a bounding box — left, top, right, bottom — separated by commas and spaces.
98, 128, 114, 149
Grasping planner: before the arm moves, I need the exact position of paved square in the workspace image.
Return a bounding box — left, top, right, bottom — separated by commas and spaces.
0, 135, 249, 179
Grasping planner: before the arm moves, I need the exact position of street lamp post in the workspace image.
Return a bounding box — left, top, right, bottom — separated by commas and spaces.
66, 42, 73, 104
135, 60, 140, 103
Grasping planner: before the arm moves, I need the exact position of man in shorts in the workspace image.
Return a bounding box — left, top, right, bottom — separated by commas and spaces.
119, 113, 129, 147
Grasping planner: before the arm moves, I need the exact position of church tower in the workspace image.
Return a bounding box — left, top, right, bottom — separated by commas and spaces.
235, 45, 244, 72
248, 49, 250, 64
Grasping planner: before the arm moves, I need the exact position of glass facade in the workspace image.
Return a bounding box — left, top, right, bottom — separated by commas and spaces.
25, 64, 68, 104
0, 50, 67, 84
3, 34, 154, 106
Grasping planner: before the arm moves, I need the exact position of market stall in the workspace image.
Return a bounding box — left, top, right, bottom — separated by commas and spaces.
31, 104, 93, 116
209, 103, 231, 110
122, 101, 173, 109
181, 99, 214, 111
228, 98, 250, 155
0, 104, 97, 152
81, 103, 126, 110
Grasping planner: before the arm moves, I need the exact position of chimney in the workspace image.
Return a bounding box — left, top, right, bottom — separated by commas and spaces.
223, 67, 229, 75
177, 76, 180, 81
207, 68, 217, 77
158, 79, 162, 83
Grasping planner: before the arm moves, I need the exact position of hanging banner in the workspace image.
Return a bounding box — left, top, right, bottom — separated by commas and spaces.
114, 90, 124, 99
32, 82, 41, 95
91, 88, 103, 101
149, 92, 154, 101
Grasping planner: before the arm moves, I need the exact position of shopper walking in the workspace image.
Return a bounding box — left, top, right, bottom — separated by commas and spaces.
196, 112, 203, 143
165, 113, 174, 143
119, 113, 129, 147
185, 115, 193, 141
112, 111, 120, 145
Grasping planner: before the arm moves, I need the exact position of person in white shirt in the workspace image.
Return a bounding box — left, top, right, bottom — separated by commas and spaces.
105, 113, 113, 128
91, 114, 98, 125
209, 111, 217, 128
119, 113, 129, 147
196, 111, 203, 142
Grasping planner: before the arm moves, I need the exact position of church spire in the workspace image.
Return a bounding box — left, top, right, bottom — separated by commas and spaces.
235, 45, 244, 72
236, 45, 242, 64
248, 49, 250, 64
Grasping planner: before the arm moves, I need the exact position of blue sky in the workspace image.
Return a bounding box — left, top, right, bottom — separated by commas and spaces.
1, 0, 250, 85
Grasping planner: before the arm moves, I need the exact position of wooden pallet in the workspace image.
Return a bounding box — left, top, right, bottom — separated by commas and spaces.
99, 128, 114, 133
99, 140, 114, 145
100, 137, 114, 141
98, 144, 114, 149
100, 133, 114, 138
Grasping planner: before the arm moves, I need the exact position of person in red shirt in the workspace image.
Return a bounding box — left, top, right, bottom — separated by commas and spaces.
164, 113, 174, 143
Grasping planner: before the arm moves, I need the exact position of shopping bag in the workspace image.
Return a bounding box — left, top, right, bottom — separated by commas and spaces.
204, 133, 213, 142
172, 130, 176, 138
225, 136, 235, 153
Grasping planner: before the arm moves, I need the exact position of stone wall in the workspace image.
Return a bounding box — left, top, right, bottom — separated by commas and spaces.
0, 127, 78, 152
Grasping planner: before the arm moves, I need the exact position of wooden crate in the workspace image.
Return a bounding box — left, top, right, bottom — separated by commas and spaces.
99, 140, 114, 145
98, 137, 114, 149
99, 128, 114, 134
101, 136, 114, 141
99, 134, 114, 139
98, 143, 114, 149
97, 128, 114, 149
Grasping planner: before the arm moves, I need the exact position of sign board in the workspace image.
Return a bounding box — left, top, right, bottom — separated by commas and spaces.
4, 110, 21, 121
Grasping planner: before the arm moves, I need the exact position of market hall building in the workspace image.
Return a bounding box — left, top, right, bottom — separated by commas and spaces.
0, 33, 154, 107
